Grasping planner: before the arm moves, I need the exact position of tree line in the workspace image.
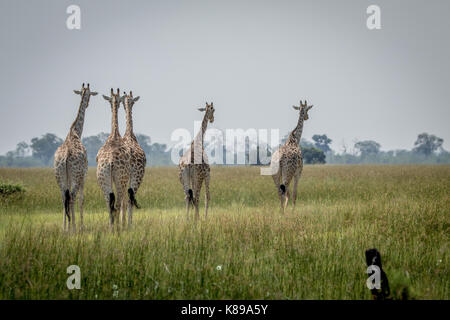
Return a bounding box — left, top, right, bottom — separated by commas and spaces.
0, 133, 171, 168
0, 132, 448, 167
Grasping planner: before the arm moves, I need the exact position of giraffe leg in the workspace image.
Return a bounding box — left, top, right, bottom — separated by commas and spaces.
97, 163, 115, 231
194, 181, 202, 221
181, 167, 192, 221
109, 198, 115, 231
103, 189, 115, 231
69, 174, 82, 233
116, 172, 129, 231
280, 165, 290, 214
127, 181, 138, 228
121, 196, 127, 228
292, 168, 302, 210
78, 181, 85, 231
60, 191, 68, 232
101, 190, 115, 231
127, 195, 133, 228
122, 193, 129, 230
55, 162, 70, 231
272, 173, 284, 214
281, 164, 296, 212
284, 186, 290, 211
69, 196, 76, 233
70, 187, 80, 233
114, 190, 123, 233
122, 196, 130, 229
118, 184, 128, 232
204, 173, 210, 220
194, 197, 200, 221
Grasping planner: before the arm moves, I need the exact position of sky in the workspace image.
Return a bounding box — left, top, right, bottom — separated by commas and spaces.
0, 0, 449, 154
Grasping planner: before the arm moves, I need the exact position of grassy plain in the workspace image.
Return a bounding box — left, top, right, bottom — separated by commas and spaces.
0, 165, 448, 299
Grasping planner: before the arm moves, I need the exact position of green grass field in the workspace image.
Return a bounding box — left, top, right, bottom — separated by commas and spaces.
0, 165, 448, 300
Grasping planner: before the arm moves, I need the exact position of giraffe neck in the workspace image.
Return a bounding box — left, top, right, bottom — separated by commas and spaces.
287, 114, 305, 145
69, 94, 89, 138
110, 99, 121, 141
124, 101, 136, 140
193, 113, 209, 147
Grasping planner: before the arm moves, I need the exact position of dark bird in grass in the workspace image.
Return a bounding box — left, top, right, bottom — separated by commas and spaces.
365, 248, 391, 300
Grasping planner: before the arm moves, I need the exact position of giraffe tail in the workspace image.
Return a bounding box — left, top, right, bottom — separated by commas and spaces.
64, 189, 71, 221
188, 189, 194, 205
279, 184, 286, 195
128, 188, 140, 209
109, 192, 116, 213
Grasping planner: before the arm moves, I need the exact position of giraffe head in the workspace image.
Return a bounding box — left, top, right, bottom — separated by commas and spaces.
73, 83, 98, 106
102, 88, 122, 112
120, 90, 140, 112
198, 102, 215, 123
292, 100, 313, 120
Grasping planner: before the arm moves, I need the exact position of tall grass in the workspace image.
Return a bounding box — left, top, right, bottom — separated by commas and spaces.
0, 165, 448, 299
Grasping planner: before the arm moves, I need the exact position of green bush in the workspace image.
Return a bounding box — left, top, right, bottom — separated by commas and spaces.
0, 182, 25, 196
302, 147, 326, 164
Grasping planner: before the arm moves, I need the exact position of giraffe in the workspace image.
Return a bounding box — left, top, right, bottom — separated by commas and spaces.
54, 83, 98, 232
270, 100, 313, 213
179, 102, 215, 221
121, 90, 146, 227
96, 88, 131, 231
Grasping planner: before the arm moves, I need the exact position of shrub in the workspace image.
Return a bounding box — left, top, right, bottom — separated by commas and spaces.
0, 183, 25, 196
302, 147, 326, 164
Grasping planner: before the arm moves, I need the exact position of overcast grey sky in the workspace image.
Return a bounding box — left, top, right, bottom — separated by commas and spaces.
0, 0, 449, 154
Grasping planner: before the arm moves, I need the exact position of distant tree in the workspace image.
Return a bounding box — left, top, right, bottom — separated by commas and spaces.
151, 143, 168, 154
300, 138, 314, 148
136, 134, 172, 166
2, 131, 450, 167
354, 140, 381, 157
302, 147, 326, 164
30, 133, 63, 165
14, 141, 31, 158
312, 134, 332, 153
0, 140, 43, 167
149, 142, 171, 166
136, 134, 152, 155
413, 133, 443, 156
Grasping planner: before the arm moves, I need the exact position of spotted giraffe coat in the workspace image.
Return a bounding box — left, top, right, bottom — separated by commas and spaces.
96, 89, 131, 229
270, 100, 313, 212
122, 93, 146, 199
54, 83, 97, 231
178, 102, 215, 220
